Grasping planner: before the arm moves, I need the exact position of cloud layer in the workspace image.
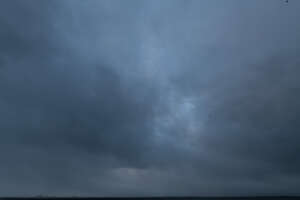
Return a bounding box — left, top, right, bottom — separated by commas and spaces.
0, 0, 300, 196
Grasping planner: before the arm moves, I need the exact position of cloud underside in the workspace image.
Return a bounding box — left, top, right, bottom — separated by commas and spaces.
0, 0, 300, 196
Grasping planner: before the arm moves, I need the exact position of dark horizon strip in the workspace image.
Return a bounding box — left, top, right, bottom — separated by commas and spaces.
1, 196, 300, 199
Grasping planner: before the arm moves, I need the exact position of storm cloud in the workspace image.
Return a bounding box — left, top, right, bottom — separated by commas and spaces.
0, 0, 300, 197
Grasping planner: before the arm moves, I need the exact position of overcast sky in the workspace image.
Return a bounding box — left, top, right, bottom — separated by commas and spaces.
0, 0, 300, 197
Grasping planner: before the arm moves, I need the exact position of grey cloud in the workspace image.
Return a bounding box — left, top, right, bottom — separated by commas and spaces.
0, 0, 300, 196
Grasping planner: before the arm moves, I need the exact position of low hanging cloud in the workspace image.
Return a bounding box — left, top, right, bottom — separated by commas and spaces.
0, 0, 300, 197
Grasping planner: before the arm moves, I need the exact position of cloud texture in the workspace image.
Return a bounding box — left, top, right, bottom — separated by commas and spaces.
0, 0, 300, 196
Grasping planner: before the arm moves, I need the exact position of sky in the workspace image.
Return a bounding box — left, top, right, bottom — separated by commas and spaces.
0, 0, 300, 197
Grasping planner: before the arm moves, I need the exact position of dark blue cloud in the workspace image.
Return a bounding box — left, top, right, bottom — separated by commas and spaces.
0, 0, 300, 196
